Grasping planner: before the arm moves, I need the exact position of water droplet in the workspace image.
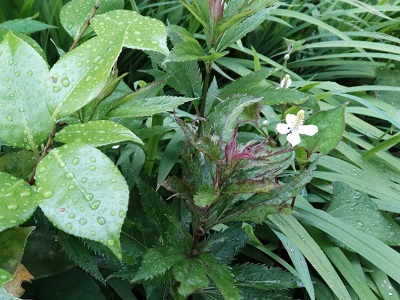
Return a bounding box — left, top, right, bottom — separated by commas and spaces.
107, 239, 115, 246
85, 193, 94, 201
6, 116, 13, 122
79, 218, 87, 225
61, 77, 70, 87
90, 230, 96, 236
27, 70, 33, 76
39, 166, 46, 173
64, 172, 74, 179
97, 217, 106, 225
19, 190, 31, 197
66, 223, 73, 230
8, 59, 13, 65
110, 211, 116, 216
91, 200, 101, 210
53, 86, 62, 93
10, 220, 17, 224
67, 24, 73, 30
14, 72, 20, 77
0, 215, 5, 221
90, 157, 96, 162
7, 203, 18, 211
89, 165, 96, 171
43, 190, 54, 198
72, 158, 79, 165
68, 213, 75, 219
68, 184, 76, 190
118, 210, 125, 218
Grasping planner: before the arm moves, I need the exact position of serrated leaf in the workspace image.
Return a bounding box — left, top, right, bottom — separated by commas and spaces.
300, 105, 346, 155
164, 37, 206, 63
0, 227, 35, 274
200, 253, 241, 300
55, 120, 143, 147
134, 177, 172, 236
57, 232, 104, 283
0, 19, 56, 34
0, 173, 37, 232
0, 32, 52, 150
327, 182, 400, 246
172, 258, 209, 296
36, 144, 129, 258
132, 244, 186, 282
91, 10, 169, 55
165, 61, 203, 98
194, 185, 218, 207
213, 95, 262, 143
107, 96, 195, 118
60, 0, 124, 39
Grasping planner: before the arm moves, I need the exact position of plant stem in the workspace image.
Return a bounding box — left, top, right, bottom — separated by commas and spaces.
69, 0, 100, 51
29, 123, 57, 185
199, 62, 212, 118
143, 114, 163, 176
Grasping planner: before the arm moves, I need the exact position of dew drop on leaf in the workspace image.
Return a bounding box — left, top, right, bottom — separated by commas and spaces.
90, 230, 96, 236
53, 86, 62, 93
85, 193, 94, 201
61, 77, 70, 87
107, 239, 115, 246
7, 204, 18, 211
79, 218, 87, 225
72, 158, 79, 165
27, 70, 33, 76
64, 172, 74, 179
6, 116, 13, 122
68, 213, 75, 219
66, 223, 73, 230
43, 190, 53, 198
91, 200, 101, 210
0, 215, 5, 221
97, 217, 106, 225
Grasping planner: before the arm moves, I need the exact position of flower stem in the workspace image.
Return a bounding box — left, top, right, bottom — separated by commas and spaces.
199, 62, 212, 118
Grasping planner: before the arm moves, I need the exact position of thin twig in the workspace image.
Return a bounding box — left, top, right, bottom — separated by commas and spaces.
69, 0, 100, 51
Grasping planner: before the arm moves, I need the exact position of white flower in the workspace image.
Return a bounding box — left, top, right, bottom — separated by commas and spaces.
276, 110, 318, 146
279, 74, 292, 89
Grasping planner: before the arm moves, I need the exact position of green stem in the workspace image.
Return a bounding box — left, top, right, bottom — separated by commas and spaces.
143, 114, 163, 176
199, 62, 212, 118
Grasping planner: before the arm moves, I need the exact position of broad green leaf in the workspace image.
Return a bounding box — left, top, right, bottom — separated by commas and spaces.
268, 213, 352, 300
0, 269, 18, 300
300, 105, 346, 155
172, 258, 209, 296
295, 196, 400, 286
0, 19, 56, 34
57, 232, 104, 283
60, 0, 124, 39
327, 182, 400, 246
0, 227, 35, 273
0, 29, 46, 61
0, 150, 36, 181
91, 10, 169, 55
106, 96, 195, 118
0, 32, 51, 150
36, 144, 129, 258
55, 120, 143, 147
45, 35, 121, 119
0, 173, 37, 232
200, 253, 240, 300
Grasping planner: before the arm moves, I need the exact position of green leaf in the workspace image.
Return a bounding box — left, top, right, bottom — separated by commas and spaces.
172, 258, 209, 296
362, 132, 400, 159
268, 213, 352, 300
0, 150, 36, 181
200, 253, 241, 300
0, 173, 37, 232
36, 144, 129, 259
60, 0, 124, 39
0, 32, 52, 150
0, 18, 56, 34
57, 232, 104, 283
0, 227, 34, 273
194, 185, 218, 207
132, 244, 186, 282
233, 263, 298, 290
55, 120, 143, 147
91, 10, 169, 55
106, 96, 195, 118
164, 61, 203, 98
0, 269, 18, 300
300, 105, 346, 155
164, 37, 206, 63
375, 66, 400, 110
327, 182, 400, 246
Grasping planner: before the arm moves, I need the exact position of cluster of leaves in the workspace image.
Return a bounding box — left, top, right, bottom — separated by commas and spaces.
1, 0, 400, 299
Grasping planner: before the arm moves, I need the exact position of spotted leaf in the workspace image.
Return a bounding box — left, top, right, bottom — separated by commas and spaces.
35, 144, 129, 259
0, 173, 37, 232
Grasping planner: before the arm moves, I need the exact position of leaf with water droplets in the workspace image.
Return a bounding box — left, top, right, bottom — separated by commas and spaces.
0, 172, 37, 232
327, 182, 400, 246
91, 10, 169, 55
55, 120, 143, 147
0, 18, 56, 34
35, 144, 129, 259
0, 32, 52, 150
299, 104, 346, 155
60, 0, 124, 40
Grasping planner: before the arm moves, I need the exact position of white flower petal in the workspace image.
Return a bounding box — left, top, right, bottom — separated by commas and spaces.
298, 125, 318, 136
285, 114, 297, 127
287, 132, 301, 146
276, 123, 291, 134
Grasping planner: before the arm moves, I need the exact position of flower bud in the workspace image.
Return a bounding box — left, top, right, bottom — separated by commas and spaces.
210, 0, 225, 22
